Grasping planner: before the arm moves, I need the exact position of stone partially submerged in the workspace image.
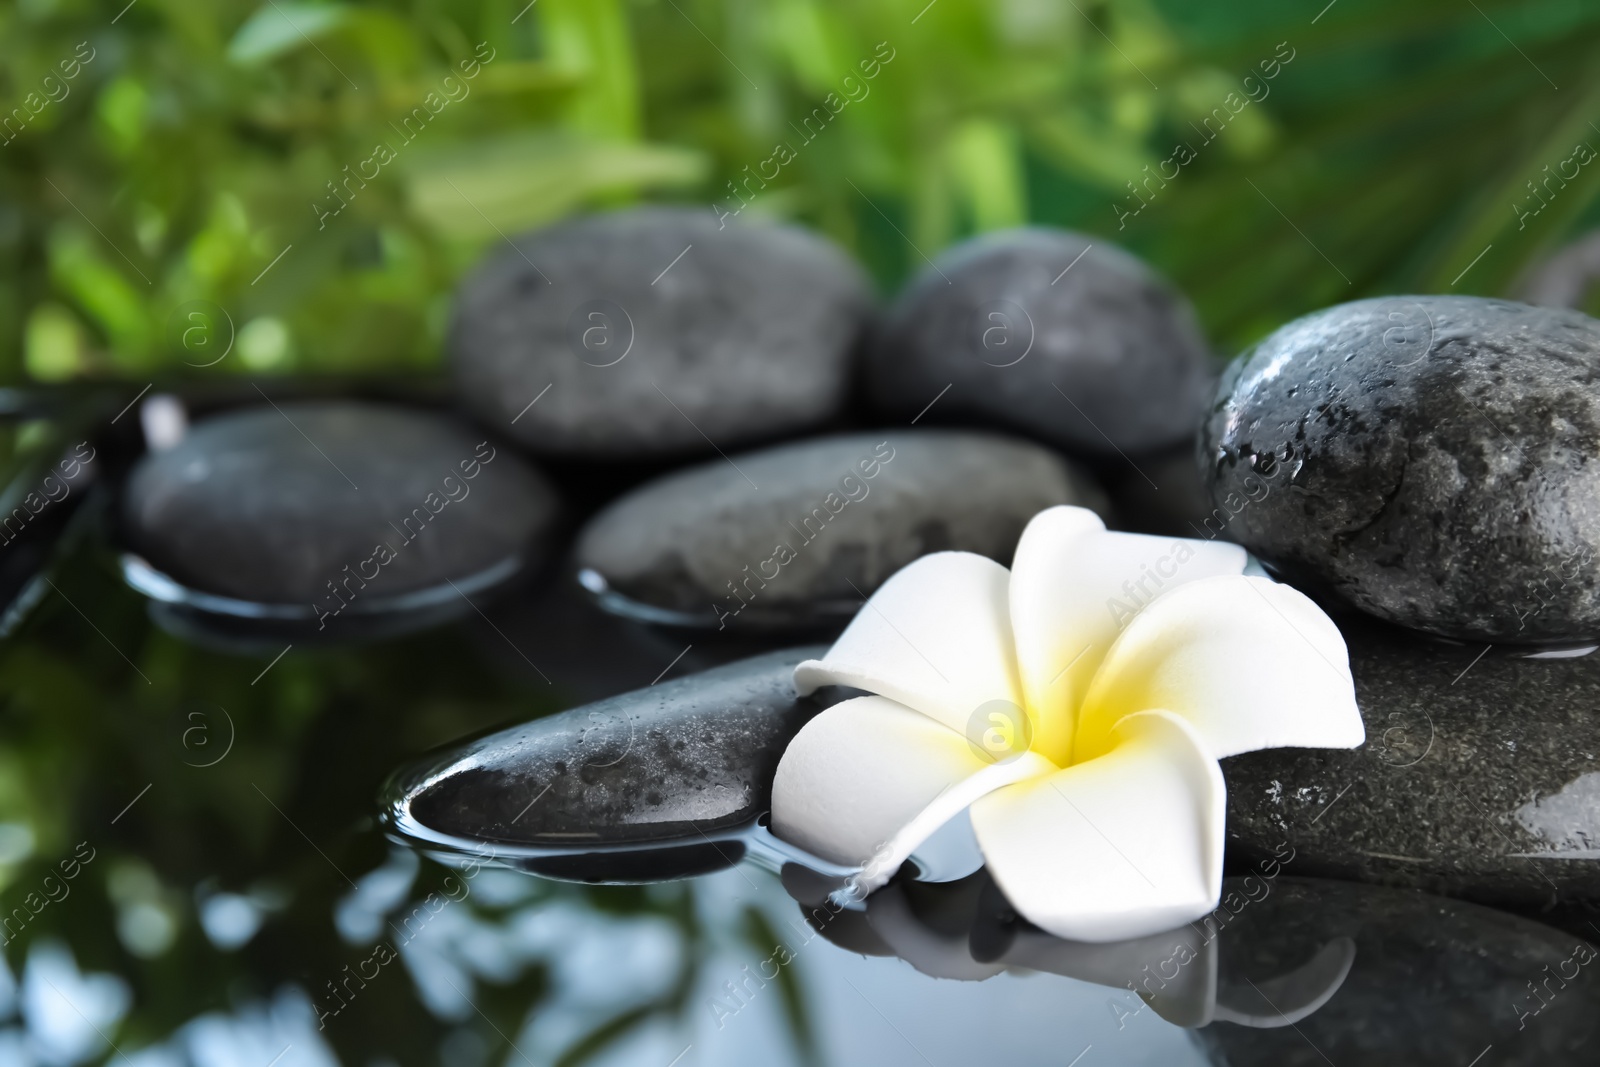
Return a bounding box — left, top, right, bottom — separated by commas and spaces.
575, 430, 1107, 629
386, 648, 841, 875
121, 401, 560, 633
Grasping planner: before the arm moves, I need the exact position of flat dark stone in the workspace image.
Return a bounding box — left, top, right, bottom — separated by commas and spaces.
122, 401, 560, 606
1199, 878, 1600, 1066
574, 430, 1108, 629
1202, 295, 1600, 642
864, 228, 1214, 456
1223, 613, 1600, 923
449, 207, 872, 458
395, 647, 836, 846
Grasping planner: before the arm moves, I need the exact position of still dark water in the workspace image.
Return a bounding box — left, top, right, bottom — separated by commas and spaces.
0, 509, 1212, 1067
3, 406, 1597, 1067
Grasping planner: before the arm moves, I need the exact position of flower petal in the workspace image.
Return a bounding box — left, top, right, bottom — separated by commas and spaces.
793, 551, 1024, 738
770, 695, 993, 868
1073, 575, 1363, 764
969, 710, 1225, 943
1008, 507, 1247, 763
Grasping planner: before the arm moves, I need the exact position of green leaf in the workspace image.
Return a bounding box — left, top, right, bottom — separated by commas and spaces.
540, 0, 641, 139
740, 904, 819, 1064
946, 119, 1027, 231
403, 134, 707, 238
227, 3, 351, 65
47, 230, 151, 362
23, 304, 90, 382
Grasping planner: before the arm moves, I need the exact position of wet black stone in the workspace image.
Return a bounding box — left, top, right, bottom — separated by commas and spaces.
122, 401, 560, 606
397, 647, 838, 845
575, 430, 1107, 629
1222, 614, 1600, 927
1198, 878, 1600, 1067
864, 228, 1214, 456
449, 207, 872, 458
1202, 295, 1600, 642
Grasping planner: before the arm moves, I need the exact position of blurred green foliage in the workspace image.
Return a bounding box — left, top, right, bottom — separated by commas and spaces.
2, 0, 1599, 377
4, 7, 1600, 1060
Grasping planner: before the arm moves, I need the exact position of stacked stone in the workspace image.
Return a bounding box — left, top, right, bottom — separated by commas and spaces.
1201, 295, 1600, 930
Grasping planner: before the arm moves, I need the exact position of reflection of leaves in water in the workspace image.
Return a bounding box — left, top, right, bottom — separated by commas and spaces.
552, 1003, 656, 1067
537, 883, 704, 1067
739, 903, 821, 1067
0, 543, 721, 1066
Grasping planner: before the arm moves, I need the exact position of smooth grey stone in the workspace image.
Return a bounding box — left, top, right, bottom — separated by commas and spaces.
864, 228, 1213, 456
574, 430, 1108, 629
122, 401, 559, 606
1222, 614, 1600, 923
1202, 295, 1600, 642
1198, 878, 1600, 1066
449, 207, 872, 458
396, 647, 835, 846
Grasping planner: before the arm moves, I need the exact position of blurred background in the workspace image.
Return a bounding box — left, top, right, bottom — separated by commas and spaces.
4, 1, 1600, 1065
4, 0, 1600, 387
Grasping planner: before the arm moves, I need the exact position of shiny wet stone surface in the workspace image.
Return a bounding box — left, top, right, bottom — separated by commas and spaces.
1203, 295, 1600, 643
394, 648, 836, 846
1223, 613, 1600, 928
575, 430, 1107, 629
122, 401, 560, 607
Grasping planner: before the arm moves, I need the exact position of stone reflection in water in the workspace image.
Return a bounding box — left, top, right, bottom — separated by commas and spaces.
774, 858, 1600, 1066
781, 866, 1353, 1034
798, 849, 1600, 1065
1200, 879, 1600, 1066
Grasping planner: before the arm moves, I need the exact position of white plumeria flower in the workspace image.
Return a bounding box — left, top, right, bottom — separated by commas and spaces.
771, 506, 1364, 943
